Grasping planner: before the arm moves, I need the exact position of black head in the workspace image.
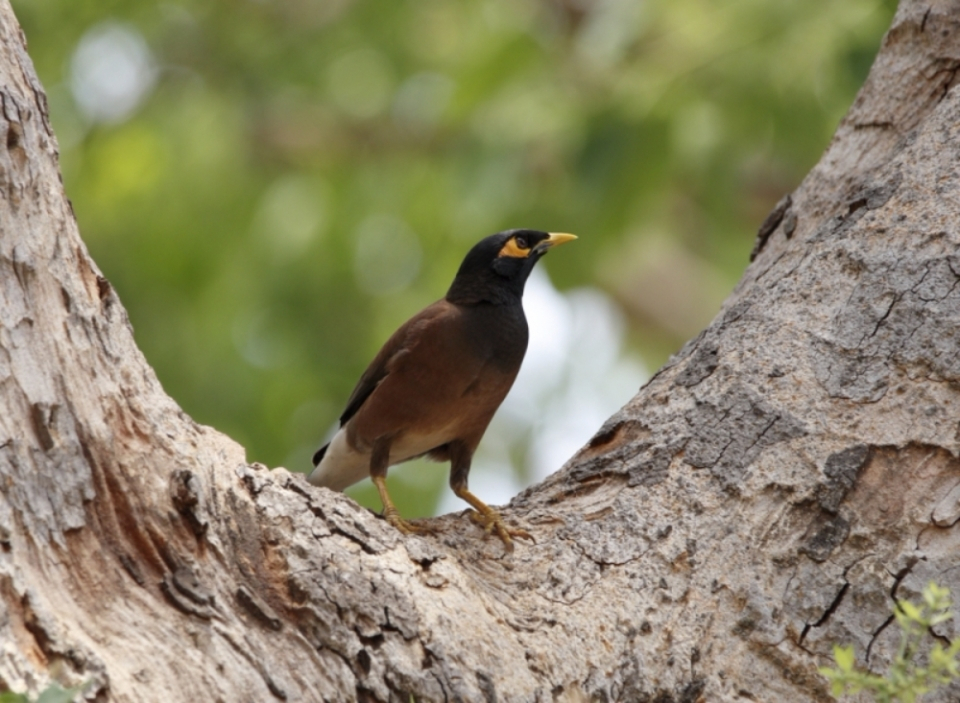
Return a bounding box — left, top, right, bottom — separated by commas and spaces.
445, 229, 577, 305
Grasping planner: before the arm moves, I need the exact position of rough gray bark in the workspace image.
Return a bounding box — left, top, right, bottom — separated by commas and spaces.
2, 0, 960, 701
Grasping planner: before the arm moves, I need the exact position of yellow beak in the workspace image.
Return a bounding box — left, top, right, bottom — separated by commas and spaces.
545, 232, 578, 248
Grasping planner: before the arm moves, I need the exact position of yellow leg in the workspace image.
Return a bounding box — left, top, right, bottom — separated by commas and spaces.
453, 486, 534, 551
372, 475, 430, 535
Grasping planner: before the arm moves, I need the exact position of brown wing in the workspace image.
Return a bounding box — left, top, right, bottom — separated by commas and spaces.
337, 300, 453, 427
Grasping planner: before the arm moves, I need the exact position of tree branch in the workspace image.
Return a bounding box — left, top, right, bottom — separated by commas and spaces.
3, 0, 960, 700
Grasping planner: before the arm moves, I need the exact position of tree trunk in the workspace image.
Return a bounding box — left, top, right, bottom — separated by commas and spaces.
3, 0, 960, 700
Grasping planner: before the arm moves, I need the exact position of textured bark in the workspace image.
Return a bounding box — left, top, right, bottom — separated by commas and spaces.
3, 0, 960, 701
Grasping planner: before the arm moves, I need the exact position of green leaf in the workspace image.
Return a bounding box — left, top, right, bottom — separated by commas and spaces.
833, 644, 856, 672
924, 582, 950, 605
898, 600, 922, 621
36, 684, 82, 703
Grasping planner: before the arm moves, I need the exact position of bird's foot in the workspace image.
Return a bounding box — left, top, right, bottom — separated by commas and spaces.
467, 508, 534, 551
382, 508, 433, 536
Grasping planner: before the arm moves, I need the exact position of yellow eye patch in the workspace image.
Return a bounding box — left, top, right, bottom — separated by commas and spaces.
497, 237, 532, 258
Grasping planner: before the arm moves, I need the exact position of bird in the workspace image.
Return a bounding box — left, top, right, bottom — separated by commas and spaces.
309, 229, 577, 549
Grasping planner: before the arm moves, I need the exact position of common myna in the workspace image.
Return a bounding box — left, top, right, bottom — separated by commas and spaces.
309, 229, 577, 549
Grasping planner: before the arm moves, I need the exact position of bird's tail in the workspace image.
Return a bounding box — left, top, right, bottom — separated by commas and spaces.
307, 442, 330, 487
312, 443, 329, 467
308, 429, 368, 490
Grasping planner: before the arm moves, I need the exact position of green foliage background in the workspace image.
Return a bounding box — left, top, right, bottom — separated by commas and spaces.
11, 0, 896, 516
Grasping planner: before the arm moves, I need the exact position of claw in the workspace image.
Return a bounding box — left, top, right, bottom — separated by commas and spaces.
453, 483, 534, 550
382, 507, 433, 535
467, 508, 534, 551
373, 474, 434, 536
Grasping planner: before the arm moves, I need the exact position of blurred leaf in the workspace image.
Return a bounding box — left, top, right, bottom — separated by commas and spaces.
36, 685, 82, 703
833, 644, 855, 673
11, 0, 896, 517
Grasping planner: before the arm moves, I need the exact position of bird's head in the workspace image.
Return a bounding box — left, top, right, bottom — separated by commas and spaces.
445, 229, 577, 305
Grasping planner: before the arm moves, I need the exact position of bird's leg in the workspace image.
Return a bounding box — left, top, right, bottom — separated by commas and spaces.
449, 442, 533, 551
371, 475, 426, 535
370, 439, 428, 535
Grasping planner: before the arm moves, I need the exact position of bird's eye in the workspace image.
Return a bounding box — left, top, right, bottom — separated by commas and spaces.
514, 236, 529, 250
